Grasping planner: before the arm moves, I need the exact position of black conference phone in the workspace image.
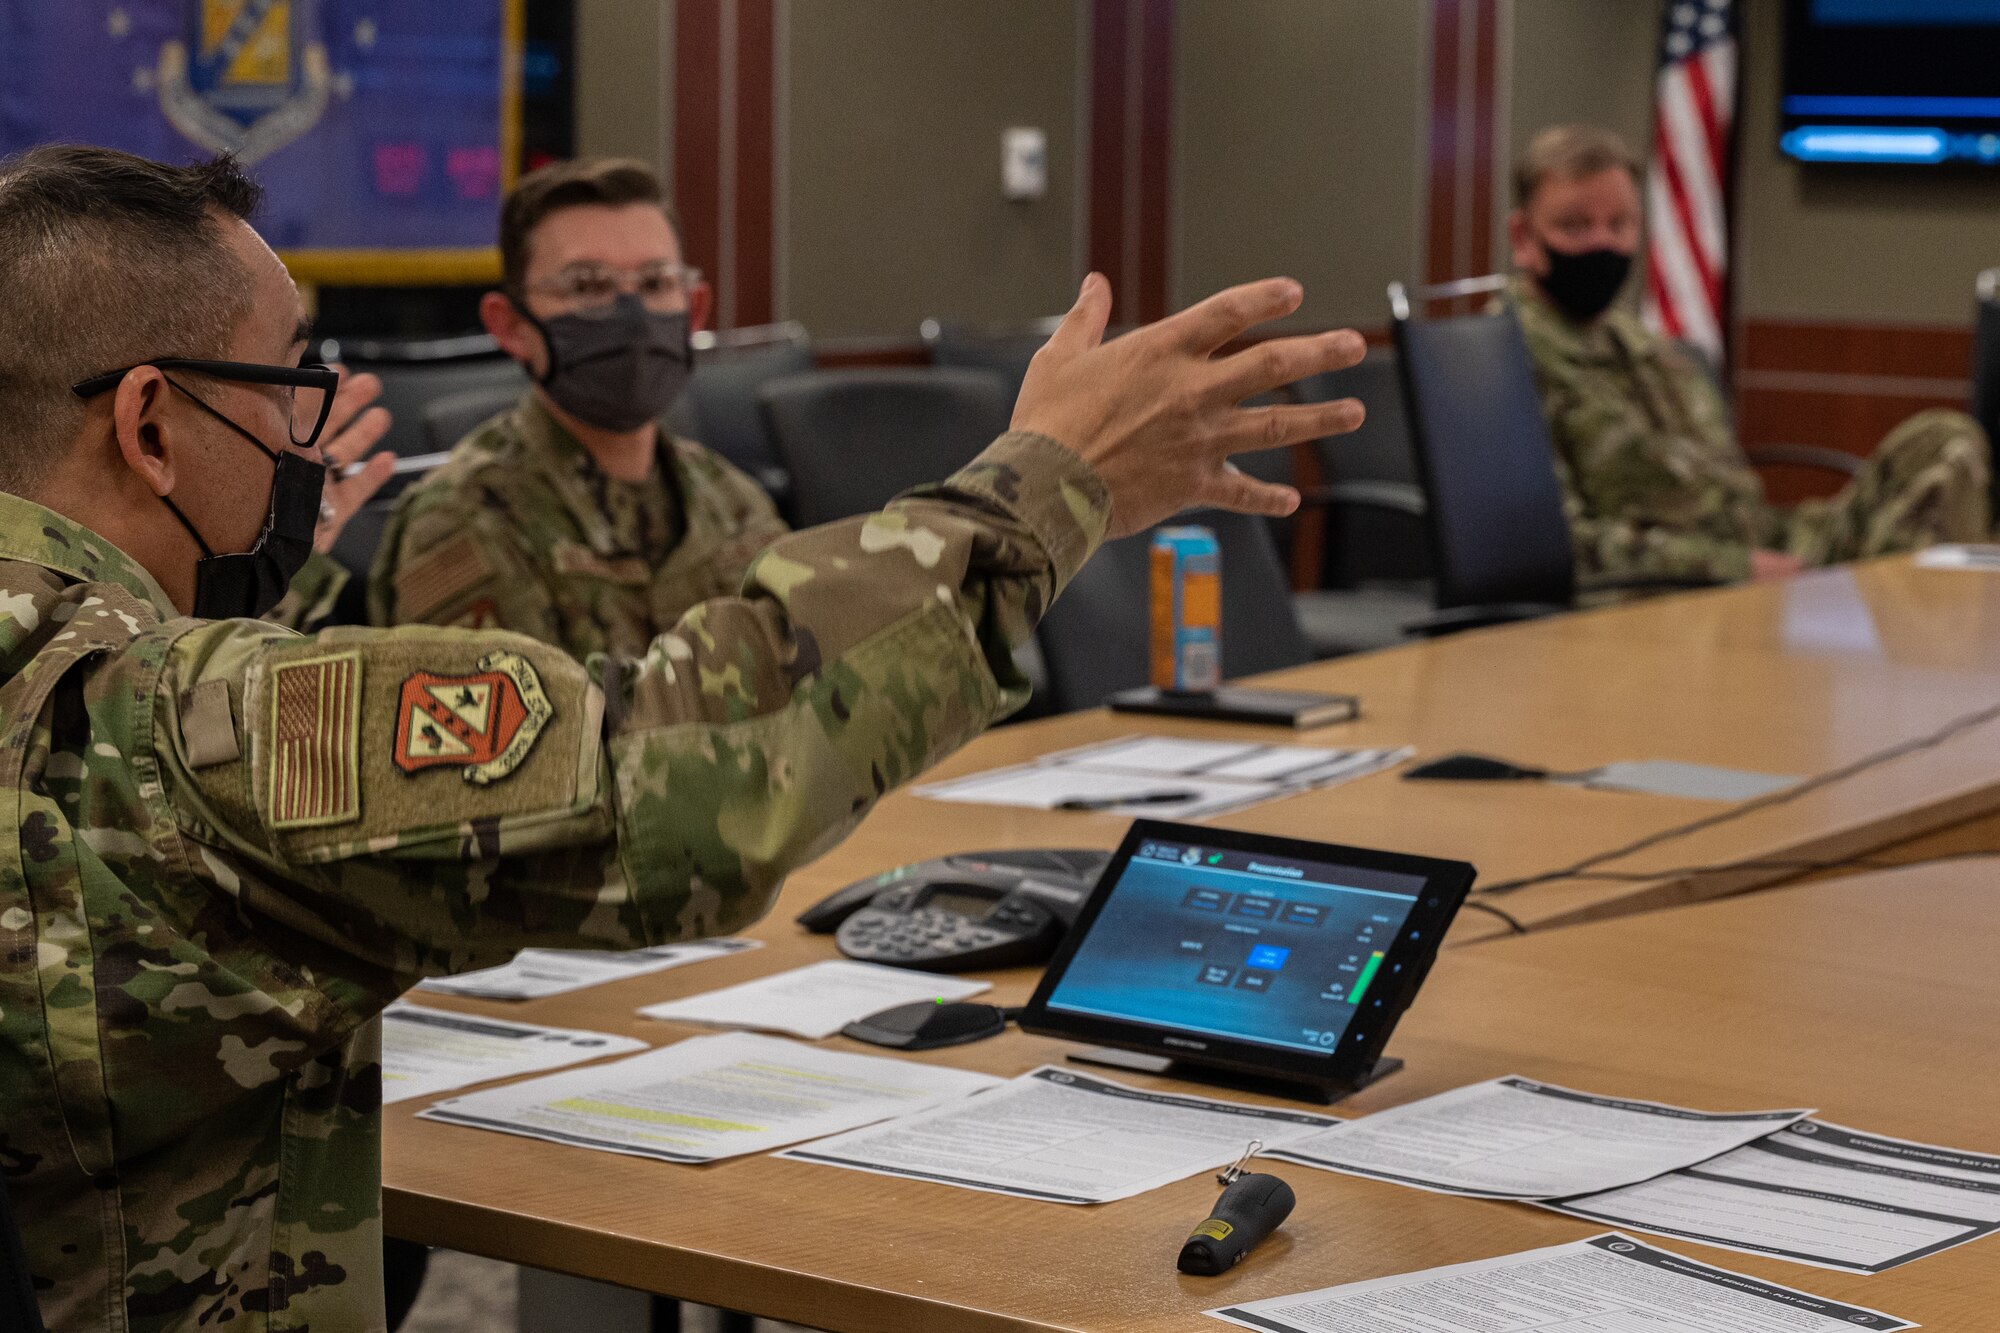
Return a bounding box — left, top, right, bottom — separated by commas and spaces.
797, 848, 1109, 973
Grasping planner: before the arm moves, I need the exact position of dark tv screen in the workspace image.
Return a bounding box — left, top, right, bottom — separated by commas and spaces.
1782, 0, 2000, 163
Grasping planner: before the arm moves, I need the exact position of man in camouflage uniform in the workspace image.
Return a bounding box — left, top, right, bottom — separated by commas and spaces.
0, 145, 1366, 1331
1506, 125, 1988, 584
370, 158, 789, 658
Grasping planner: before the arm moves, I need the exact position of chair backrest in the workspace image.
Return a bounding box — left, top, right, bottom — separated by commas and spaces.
758, 368, 1013, 528
336, 339, 528, 460
1036, 509, 1313, 714
920, 317, 1062, 406
1289, 347, 1431, 586
1970, 269, 2000, 519
674, 324, 815, 479
422, 385, 521, 454
1391, 298, 1577, 610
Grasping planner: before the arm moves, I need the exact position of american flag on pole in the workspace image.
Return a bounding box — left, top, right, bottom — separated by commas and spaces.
1644, 0, 1738, 363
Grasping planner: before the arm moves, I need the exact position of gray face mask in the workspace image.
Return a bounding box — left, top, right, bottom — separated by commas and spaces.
518, 293, 695, 432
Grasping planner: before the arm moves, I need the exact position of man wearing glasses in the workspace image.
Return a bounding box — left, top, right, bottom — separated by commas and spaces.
368, 158, 788, 658
0, 143, 1365, 1330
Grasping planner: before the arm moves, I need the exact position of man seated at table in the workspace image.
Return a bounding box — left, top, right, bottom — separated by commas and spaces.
1505, 124, 1989, 585
370, 157, 787, 658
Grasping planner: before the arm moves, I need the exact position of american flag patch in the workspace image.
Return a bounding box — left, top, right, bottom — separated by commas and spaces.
267, 652, 363, 829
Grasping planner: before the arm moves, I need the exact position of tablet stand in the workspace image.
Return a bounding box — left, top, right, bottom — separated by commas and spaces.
1066, 1046, 1403, 1106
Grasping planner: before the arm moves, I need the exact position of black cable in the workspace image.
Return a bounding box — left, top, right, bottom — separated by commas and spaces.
1522, 847, 2000, 888
1459, 899, 1528, 935
1473, 698, 2000, 898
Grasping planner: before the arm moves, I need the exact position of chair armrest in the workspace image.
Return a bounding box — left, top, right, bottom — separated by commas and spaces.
1402, 603, 1568, 637
1744, 443, 1864, 478
1296, 480, 1428, 517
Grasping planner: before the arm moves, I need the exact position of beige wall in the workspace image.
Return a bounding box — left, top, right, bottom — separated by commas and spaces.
1174, 0, 1428, 331
780, 0, 1082, 340
1735, 0, 2000, 326
574, 0, 674, 175
1504, 0, 1656, 216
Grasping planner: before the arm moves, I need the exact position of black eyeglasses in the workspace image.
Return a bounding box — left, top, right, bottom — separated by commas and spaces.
71, 358, 341, 450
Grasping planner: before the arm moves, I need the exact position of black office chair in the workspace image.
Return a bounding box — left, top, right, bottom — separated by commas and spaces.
1972, 268, 2000, 520
1282, 349, 1434, 656
321, 334, 527, 461
919, 316, 1062, 406
1389, 282, 1583, 633
671, 322, 813, 507
1036, 509, 1313, 714
758, 367, 1013, 527
1, 1177, 46, 1333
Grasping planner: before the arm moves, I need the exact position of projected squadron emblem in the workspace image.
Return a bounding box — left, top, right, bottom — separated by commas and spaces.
156, 1, 331, 164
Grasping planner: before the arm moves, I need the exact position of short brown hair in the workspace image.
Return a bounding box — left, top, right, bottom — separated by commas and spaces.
0, 145, 262, 495
1513, 125, 1642, 208
498, 158, 682, 293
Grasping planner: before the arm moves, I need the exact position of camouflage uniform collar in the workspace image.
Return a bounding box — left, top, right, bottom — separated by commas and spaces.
1505, 274, 1649, 364
0, 491, 175, 615
515, 392, 679, 555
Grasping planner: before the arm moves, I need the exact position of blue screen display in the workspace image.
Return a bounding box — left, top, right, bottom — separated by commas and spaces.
1815, 0, 2000, 23
1044, 839, 1426, 1056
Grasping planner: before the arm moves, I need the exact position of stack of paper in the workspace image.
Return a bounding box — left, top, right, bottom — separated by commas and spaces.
419, 1032, 1000, 1163
914, 735, 1411, 819
1268, 1076, 1809, 1199
637, 960, 990, 1039
1208, 1233, 1915, 1333
419, 938, 760, 1000
781, 1066, 1339, 1204
380, 1003, 647, 1105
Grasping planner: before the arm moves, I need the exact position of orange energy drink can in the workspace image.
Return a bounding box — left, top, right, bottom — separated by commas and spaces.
1150, 526, 1221, 693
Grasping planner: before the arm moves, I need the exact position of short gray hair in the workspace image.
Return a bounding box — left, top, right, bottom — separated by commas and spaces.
1513, 125, 1642, 209
0, 145, 264, 495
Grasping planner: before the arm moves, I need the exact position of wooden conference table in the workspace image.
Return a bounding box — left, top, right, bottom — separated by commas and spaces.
382, 554, 2000, 1325
794, 554, 2000, 945
385, 861, 2000, 1330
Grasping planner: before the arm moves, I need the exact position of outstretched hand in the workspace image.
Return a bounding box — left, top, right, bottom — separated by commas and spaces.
1011, 273, 1367, 538
310, 365, 396, 553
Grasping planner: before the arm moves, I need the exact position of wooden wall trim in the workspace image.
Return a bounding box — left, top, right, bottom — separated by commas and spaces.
1423, 0, 1502, 312
1736, 319, 1975, 503
675, 0, 776, 331
1089, 0, 1174, 324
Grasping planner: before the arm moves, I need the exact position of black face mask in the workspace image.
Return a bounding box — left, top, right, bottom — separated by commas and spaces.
517, 293, 695, 433
1537, 240, 1633, 323
158, 377, 324, 620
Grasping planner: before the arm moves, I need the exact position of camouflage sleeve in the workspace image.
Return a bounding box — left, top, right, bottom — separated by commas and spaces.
260, 550, 349, 633
367, 482, 563, 639
154, 430, 1106, 1015
1541, 372, 1755, 584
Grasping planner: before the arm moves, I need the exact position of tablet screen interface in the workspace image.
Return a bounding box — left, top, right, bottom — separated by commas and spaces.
1041, 834, 1429, 1057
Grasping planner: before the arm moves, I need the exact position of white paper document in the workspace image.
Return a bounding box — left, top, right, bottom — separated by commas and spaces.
1916, 542, 2000, 571
418, 1031, 1000, 1163
417, 938, 761, 1000
913, 735, 1410, 820
779, 1065, 1338, 1204
1549, 1118, 2000, 1274
1207, 1233, 1916, 1333
636, 960, 989, 1039
1560, 759, 1798, 802
1267, 1076, 1809, 1199
379, 1003, 647, 1105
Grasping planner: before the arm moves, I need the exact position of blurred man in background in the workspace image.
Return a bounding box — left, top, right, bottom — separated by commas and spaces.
1507, 124, 1988, 585
370, 158, 787, 657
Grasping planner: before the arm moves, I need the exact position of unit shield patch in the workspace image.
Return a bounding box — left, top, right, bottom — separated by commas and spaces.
393, 650, 554, 785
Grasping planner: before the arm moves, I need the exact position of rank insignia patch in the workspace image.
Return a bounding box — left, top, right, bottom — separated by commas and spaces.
393, 650, 554, 785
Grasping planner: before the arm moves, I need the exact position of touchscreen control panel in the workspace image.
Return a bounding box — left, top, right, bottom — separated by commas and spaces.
1039, 836, 1431, 1057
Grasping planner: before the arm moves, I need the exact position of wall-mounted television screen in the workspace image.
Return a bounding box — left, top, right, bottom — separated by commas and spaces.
1782, 0, 2000, 164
